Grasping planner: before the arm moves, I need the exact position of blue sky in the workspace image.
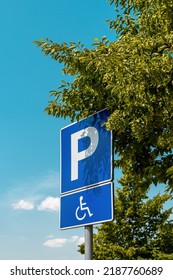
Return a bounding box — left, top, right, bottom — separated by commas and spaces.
0, 0, 117, 260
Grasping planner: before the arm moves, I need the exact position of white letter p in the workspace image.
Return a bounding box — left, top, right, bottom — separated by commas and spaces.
71, 126, 99, 181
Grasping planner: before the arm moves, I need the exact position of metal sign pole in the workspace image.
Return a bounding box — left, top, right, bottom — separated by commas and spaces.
85, 225, 93, 260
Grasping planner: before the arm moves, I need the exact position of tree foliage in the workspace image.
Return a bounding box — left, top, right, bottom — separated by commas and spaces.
79, 187, 173, 259
34, 0, 173, 259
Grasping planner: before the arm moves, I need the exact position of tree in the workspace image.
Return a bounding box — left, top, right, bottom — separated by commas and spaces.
78, 187, 173, 259
34, 0, 173, 259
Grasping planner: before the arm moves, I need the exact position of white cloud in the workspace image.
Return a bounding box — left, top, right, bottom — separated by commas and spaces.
77, 237, 85, 246
12, 196, 60, 212
37, 196, 60, 212
43, 238, 67, 248
12, 200, 34, 210
68, 236, 79, 243
68, 235, 84, 245
43, 236, 84, 248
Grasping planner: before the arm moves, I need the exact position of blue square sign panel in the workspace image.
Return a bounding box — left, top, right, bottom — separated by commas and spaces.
60, 109, 112, 194
60, 182, 114, 229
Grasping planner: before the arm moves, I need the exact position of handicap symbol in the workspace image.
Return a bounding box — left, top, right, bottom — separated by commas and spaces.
75, 196, 93, 221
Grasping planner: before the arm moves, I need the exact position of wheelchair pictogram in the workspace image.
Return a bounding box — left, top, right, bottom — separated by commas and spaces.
75, 196, 93, 221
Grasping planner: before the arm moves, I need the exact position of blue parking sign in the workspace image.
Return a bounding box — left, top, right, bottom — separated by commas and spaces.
60, 182, 114, 229
60, 109, 113, 194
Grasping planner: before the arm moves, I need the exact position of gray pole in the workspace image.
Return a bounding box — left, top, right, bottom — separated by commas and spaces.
85, 225, 93, 260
